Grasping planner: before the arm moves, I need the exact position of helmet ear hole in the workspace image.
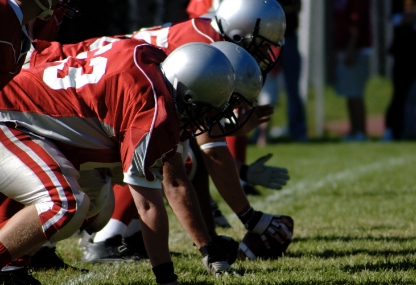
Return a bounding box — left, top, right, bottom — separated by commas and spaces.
184, 94, 194, 103
233, 35, 242, 42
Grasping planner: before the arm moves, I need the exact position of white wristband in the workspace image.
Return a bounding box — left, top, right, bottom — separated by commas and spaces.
199, 141, 228, 150
252, 213, 274, 235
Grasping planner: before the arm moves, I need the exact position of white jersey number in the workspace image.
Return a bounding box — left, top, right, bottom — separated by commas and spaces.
132, 26, 170, 48
43, 44, 113, 90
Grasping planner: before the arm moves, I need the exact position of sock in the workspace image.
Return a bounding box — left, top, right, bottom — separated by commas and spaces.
124, 219, 141, 238
93, 219, 127, 243
41, 241, 56, 249
5, 255, 31, 268
0, 242, 12, 268
1, 265, 23, 271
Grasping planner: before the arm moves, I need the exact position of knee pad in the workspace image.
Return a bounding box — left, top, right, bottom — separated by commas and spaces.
78, 169, 113, 218
82, 187, 115, 234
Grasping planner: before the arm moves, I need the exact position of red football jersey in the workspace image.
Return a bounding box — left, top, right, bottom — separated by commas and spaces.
30, 36, 130, 68
0, 0, 31, 90
0, 39, 180, 185
186, 0, 213, 18
30, 18, 224, 68
131, 18, 224, 54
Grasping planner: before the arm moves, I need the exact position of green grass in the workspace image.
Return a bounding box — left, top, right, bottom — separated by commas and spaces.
34, 142, 416, 284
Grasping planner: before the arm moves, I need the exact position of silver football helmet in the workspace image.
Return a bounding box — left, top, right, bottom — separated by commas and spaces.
211, 41, 262, 107
212, 0, 286, 73
160, 42, 235, 139
210, 41, 263, 136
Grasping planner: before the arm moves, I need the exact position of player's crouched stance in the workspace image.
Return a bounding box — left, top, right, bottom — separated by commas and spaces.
0, 40, 240, 285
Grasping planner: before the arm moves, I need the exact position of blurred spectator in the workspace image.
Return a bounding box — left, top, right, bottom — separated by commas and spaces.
382, 0, 416, 141
332, 0, 372, 142
256, 0, 307, 146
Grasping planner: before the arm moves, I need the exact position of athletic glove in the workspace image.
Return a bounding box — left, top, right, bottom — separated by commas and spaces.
241, 154, 289, 190
199, 235, 239, 276
238, 207, 292, 248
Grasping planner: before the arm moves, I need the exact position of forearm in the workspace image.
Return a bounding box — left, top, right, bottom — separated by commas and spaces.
164, 183, 211, 248
128, 185, 171, 267
234, 159, 244, 175
162, 154, 211, 249
200, 147, 250, 215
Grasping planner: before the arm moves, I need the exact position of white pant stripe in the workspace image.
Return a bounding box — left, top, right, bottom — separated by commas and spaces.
1, 126, 73, 233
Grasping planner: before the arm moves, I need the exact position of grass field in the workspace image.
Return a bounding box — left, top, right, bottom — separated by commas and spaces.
35, 142, 416, 285
31, 77, 416, 284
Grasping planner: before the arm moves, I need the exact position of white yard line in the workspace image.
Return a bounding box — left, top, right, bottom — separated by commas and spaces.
226, 156, 416, 221
61, 272, 97, 285
63, 156, 415, 284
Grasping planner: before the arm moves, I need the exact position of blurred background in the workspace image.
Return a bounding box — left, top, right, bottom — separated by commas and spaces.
56, 0, 409, 142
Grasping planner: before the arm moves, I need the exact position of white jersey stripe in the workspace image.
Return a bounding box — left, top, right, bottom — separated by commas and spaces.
191, 18, 216, 43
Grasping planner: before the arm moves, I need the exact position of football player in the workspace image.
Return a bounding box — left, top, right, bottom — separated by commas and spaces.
13, 0, 292, 268
0, 0, 80, 283
185, 0, 281, 195
0, 40, 238, 285
132, 0, 292, 243
0, 0, 79, 90
67, 0, 291, 261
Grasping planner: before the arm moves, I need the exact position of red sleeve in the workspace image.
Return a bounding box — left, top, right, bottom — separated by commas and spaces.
27, 9, 65, 41
186, 0, 213, 18
30, 40, 66, 67
165, 18, 224, 54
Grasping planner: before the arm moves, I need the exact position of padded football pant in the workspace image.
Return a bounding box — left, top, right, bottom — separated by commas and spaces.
0, 123, 91, 244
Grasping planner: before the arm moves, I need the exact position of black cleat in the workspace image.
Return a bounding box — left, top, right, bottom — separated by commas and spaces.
0, 266, 41, 285
122, 231, 148, 259
211, 201, 231, 228
81, 235, 141, 263
29, 246, 88, 273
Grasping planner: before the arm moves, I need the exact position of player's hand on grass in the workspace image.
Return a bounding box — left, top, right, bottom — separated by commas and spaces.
246, 153, 289, 190
199, 235, 239, 276
239, 207, 292, 249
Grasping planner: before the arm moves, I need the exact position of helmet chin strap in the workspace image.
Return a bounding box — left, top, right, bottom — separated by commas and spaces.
33, 0, 54, 20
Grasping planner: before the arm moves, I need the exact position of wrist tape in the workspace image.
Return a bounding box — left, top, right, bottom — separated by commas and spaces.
237, 206, 254, 225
